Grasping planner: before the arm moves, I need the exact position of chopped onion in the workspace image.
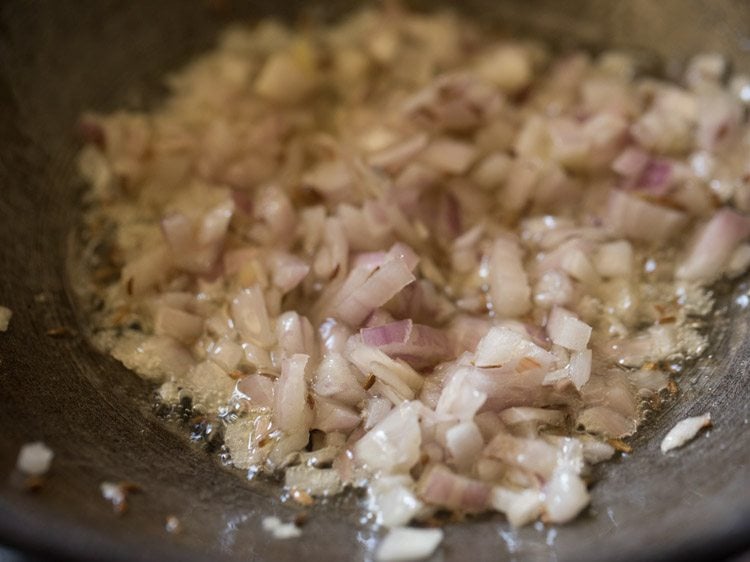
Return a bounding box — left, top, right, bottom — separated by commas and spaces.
485, 237, 531, 318
354, 401, 422, 474
314, 352, 366, 406
546, 307, 591, 351
153, 305, 204, 345
661, 413, 712, 453
542, 468, 590, 523
361, 319, 452, 369
416, 464, 491, 512
273, 354, 313, 434
231, 286, 276, 348
367, 475, 424, 528
677, 208, 750, 282
376, 527, 443, 561
474, 326, 557, 370
606, 190, 688, 242
16, 442, 54, 476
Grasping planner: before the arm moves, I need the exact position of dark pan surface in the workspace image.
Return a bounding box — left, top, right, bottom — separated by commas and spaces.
0, 1, 749, 560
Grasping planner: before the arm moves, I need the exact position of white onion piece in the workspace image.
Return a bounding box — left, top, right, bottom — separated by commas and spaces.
273, 354, 312, 434
268, 252, 310, 293
364, 397, 394, 430
231, 286, 276, 348
416, 464, 491, 512
542, 468, 590, 523
0, 306, 12, 332
420, 138, 477, 175
255, 51, 315, 104
677, 208, 750, 282
476, 45, 532, 94
435, 367, 487, 420
567, 349, 592, 389
209, 337, 243, 372
354, 401, 422, 474
612, 146, 649, 178
121, 247, 171, 296
499, 407, 566, 430
444, 421, 484, 472
262, 516, 302, 540
486, 237, 531, 318
153, 305, 204, 345
579, 436, 616, 464
474, 326, 557, 370
302, 160, 353, 201
277, 311, 316, 359
546, 307, 591, 351
361, 319, 452, 369
16, 442, 54, 476
312, 397, 361, 433
484, 433, 558, 478
369, 134, 429, 174
595, 240, 633, 278
376, 527, 443, 562
332, 258, 416, 327
367, 475, 424, 528
314, 352, 366, 407
490, 487, 544, 528
348, 340, 424, 399
661, 413, 712, 453
236, 374, 275, 410
606, 190, 688, 242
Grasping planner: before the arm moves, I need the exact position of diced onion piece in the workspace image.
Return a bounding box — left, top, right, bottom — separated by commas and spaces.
209, 337, 243, 372
435, 367, 488, 420
660, 413, 712, 453
476, 45, 532, 94
255, 51, 316, 104
369, 134, 429, 174
273, 354, 312, 434
546, 307, 591, 351
368, 475, 424, 528
354, 401, 422, 474
16, 442, 54, 476
313, 397, 361, 433
376, 527, 443, 561
444, 421, 484, 472
416, 464, 491, 512
361, 319, 452, 369
231, 286, 276, 348
153, 305, 204, 345
420, 138, 477, 175
474, 326, 557, 369
333, 258, 416, 327
490, 487, 544, 527
236, 374, 275, 410
567, 349, 592, 389
262, 516, 302, 539
677, 208, 750, 282
595, 241, 633, 278
348, 340, 424, 399
606, 190, 688, 242
543, 468, 590, 523
314, 352, 366, 406
486, 237, 531, 318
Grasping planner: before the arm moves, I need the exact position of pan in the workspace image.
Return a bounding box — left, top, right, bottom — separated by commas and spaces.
0, 1, 749, 560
